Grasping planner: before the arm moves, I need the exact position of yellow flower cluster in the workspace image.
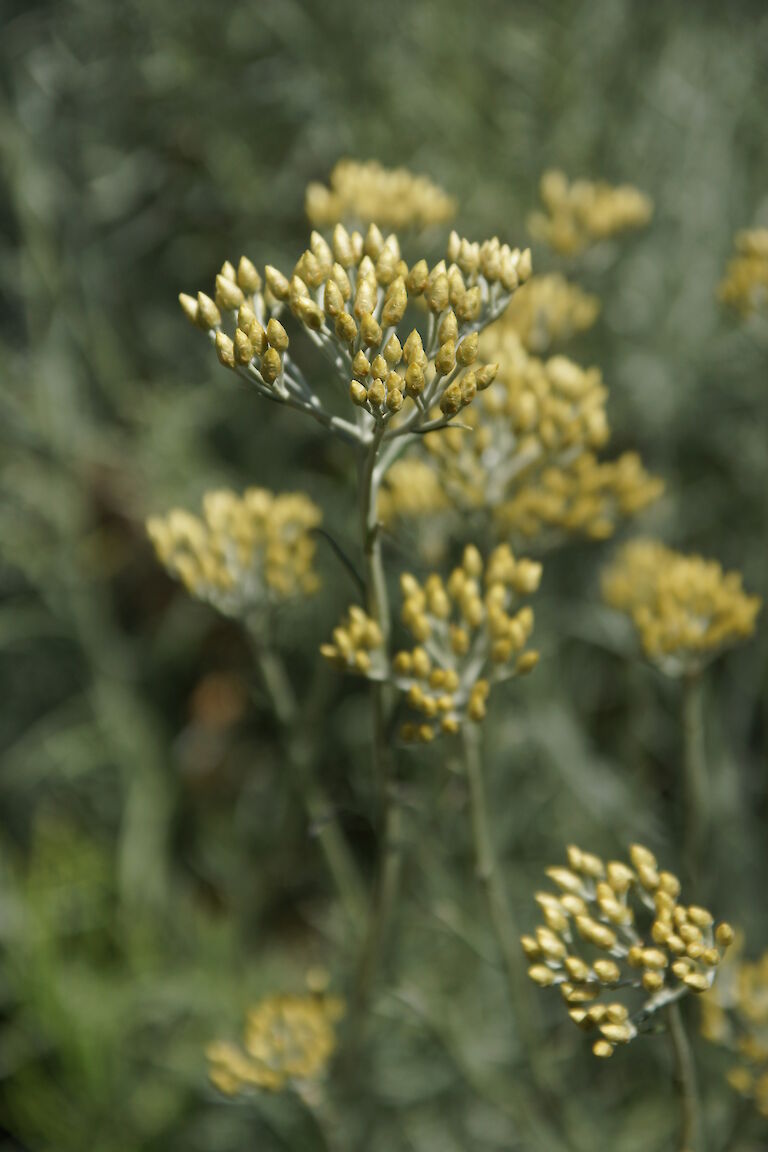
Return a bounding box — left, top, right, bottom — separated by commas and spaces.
207, 990, 345, 1096
378, 332, 661, 546
147, 488, 321, 616
179, 227, 530, 430
321, 546, 540, 741
528, 169, 653, 256
701, 947, 768, 1118
524, 844, 734, 1058
503, 273, 600, 354
319, 606, 386, 678
602, 540, 761, 673
496, 452, 664, 543
393, 543, 540, 741
718, 228, 768, 318
305, 158, 457, 230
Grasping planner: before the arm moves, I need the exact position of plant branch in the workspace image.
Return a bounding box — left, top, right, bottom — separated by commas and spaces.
351, 425, 403, 1026
460, 722, 537, 1054
251, 637, 366, 929
682, 670, 708, 893
667, 1000, 704, 1152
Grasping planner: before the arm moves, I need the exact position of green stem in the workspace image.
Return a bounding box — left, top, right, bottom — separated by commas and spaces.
351, 426, 403, 1023
460, 723, 536, 1053
667, 1000, 703, 1152
682, 670, 708, 892
253, 643, 367, 929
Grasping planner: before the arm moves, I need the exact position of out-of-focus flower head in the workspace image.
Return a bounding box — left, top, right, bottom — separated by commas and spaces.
496, 452, 663, 544
379, 329, 661, 548
718, 229, 768, 319
524, 843, 734, 1058
321, 544, 540, 741
504, 272, 601, 354
528, 169, 653, 256
207, 987, 345, 1096
602, 540, 761, 675
305, 159, 457, 231
178, 227, 530, 434
701, 944, 768, 1118
147, 488, 321, 617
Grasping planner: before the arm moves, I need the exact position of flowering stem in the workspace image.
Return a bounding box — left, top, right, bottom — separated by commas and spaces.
667, 1000, 704, 1152
351, 425, 403, 1025
461, 722, 536, 1053
681, 670, 708, 892
253, 642, 367, 929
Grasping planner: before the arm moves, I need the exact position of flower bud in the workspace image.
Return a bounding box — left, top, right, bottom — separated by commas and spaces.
261, 347, 282, 384
179, 293, 199, 325
197, 292, 221, 330
233, 328, 254, 365
266, 318, 290, 352
215, 273, 244, 312
237, 256, 262, 293
215, 331, 235, 369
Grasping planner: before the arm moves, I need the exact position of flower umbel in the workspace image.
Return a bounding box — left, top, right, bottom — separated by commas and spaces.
305, 158, 457, 230
523, 844, 734, 1058
528, 169, 653, 256
602, 539, 761, 674
322, 544, 540, 741
718, 228, 768, 319
179, 227, 530, 440
147, 488, 321, 616
379, 330, 662, 547
207, 989, 345, 1096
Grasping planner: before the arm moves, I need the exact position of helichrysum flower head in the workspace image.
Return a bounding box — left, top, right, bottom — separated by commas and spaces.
305, 159, 457, 230
528, 169, 653, 256
602, 539, 761, 675
524, 843, 734, 1058
701, 945, 768, 1118
179, 227, 530, 435
718, 228, 768, 319
321, 544, 540, 741
379, 330, 661, 547
496, 452, 664, 544
207, 989, 345, 1096
147, 488, 321, 617
503, 272, 601, 354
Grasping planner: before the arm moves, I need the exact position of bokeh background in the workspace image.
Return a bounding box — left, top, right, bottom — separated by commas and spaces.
1, 1, 767, 1149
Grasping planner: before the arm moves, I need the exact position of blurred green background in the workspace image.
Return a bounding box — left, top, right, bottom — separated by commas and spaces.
1, 1, 767, 1149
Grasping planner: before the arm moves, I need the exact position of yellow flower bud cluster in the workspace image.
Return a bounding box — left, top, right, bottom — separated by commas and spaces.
419, 341, 611, 501
602, 539, 761, 673
379, 328, 660, 546
393, 544, 540, 741
305, 158, 457, 230
718, 228, 768, 319
207, 990, 345, 1096
181, 227, 530, 430
496, 452, 664, 543
503, 272, 600, 354
319, 606, 386, 678
701, 947, 768, 1119
528, 169, 653, 256
146, 488, 321, 616
179, 253, 295, 392
523, 844, 734, 1058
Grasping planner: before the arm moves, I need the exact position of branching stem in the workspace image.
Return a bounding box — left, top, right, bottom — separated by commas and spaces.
351, 424, 403, 1025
